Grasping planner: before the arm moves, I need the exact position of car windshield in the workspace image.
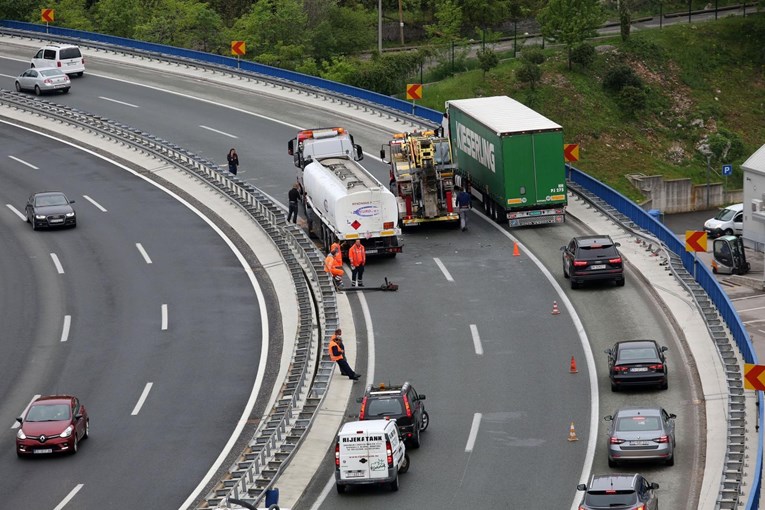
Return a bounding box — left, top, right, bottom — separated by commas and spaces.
366, 397, 404, 417
584, 490, 637, 506
39, 69, 65, 77
618, 347, 657, 361
616, 416, 661, 431
26, 403, 70, 422
715, 208, 738, 221
35, 195, 68, 207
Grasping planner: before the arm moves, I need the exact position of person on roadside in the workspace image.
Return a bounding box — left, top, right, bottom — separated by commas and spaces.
227, 148, 239, 175
456, 186, 471, 231
348, 239, 366, 287
287, 183, 301, 223
324, 248, 344, 288
330, 241, 343, 266
328, 328, 361, 380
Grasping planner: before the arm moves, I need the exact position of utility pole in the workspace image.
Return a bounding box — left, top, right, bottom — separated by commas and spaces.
378, 0, 382, 53
706, 155, 711, 208
398, 0, 405, 45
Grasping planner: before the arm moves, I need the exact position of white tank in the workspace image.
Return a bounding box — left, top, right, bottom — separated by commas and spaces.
304, 157, 400, 239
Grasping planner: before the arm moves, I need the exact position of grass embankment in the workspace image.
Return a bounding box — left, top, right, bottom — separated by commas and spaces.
417, 16, 765, 204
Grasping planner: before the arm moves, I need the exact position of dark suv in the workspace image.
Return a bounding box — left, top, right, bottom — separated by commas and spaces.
577, 473, 660, 509
561, 235, 625, 289
358, 382, 429, 448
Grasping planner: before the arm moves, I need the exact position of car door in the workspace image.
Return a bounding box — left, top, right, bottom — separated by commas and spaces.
19, 69, 34, 90
72, 398, 85, 438
407, 387, 421, 428
662, 408, 675, 446
562, 239, 575, 273
733, 211, 744, 235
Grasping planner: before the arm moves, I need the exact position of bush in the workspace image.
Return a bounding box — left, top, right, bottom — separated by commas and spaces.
477, 48, 499, 75
521, 47, 545, 65
516, 61, 542, 89
570, 42, 596, 68
618, 85, 648, 116
603, 64, 643, 92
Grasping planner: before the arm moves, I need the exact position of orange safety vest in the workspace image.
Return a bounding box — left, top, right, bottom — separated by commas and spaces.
330, 242, 343, 265
328, 336, 343, 361
349, 243, 366, 267
324, 253, 343, 277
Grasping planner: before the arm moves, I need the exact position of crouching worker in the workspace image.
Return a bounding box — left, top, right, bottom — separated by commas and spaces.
324, 248, 344, 289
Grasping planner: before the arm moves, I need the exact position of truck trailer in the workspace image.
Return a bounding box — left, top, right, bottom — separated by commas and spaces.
287, 127, 402, 256
445, 96, 567, 227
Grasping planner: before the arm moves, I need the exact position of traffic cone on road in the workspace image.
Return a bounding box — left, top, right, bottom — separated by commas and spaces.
551, 301, 561, 315
568, 422, 579, 442
513, 242, 520, 257
570, 356, 578, 374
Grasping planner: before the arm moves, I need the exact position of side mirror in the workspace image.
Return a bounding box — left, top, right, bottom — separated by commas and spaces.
661, 346, 669, 352
379, 148, 386, 161
287, 139, 295, 156
650, 482, 660, 490
355, 145, 364, 161
669, 413, 677, 419
75, 413, 83, 420
614, 242, 621, 247
604, 415, 613, 421
604, 349, 612, 355
16, 417, 23, 425
355, 397, 363, 403
576, 484, 587, 491
560, 246, 565, 251
70, 200, 75, 204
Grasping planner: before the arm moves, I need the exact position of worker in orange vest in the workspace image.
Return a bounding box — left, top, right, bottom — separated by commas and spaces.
348, 239, 366, 287
324, 248, 344, 288
330, 241, 343, 266
328, 328, 360, 380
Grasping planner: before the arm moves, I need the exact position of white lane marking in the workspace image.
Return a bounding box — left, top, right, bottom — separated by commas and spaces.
61, 315, 72, 342
50, 253, 65, 274
8, 155, 39, 169
199, 125, 238, 139
136, 243, 152, 264
470, 324, 484, 356
98, 96, 139, 108
82, 194, 108, 212
743, 319, 765, 325
6, 204, 26, 221
433, 257, 455, 282
11, 394, 41, 429
53, 484, 84, 510
161, 304, 168, 330
758, 330, 765, 336
739, 305, 765, 313
731, 295, 765, 302
131, 383, 153, 415
465, 413, 482, 452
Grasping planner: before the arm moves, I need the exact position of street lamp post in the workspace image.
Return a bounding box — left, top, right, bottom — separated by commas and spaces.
706, 155, 711, 208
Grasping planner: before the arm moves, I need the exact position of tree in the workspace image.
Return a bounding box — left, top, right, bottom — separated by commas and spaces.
92, 0, 143, 39
424, 0, 462, 44
476, 47, 498, 76
1, 0, 35, 21
133, 0, 224, 51
35, 0, 92, 31
308, 4, 376, 61
537, 0, 604, 69
570, 42, 596, 68
618, 0, 631, 42
516, 60, 541, 89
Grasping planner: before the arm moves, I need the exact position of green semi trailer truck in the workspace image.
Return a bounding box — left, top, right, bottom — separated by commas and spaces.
445, 96, 567, 227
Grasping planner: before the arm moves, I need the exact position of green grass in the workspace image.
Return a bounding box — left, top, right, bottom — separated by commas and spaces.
418, 15, 765, 203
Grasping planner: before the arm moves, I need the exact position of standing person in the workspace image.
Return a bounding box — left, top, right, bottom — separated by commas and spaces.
287, 183, 301, 223
227, 148, 239, 175
324, 248, 344, 288
348, 239, 366, 287
328, 328, 361, 380
456, 186, 471, 231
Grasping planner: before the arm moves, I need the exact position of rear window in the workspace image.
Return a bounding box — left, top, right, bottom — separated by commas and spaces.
365, 397, 403, 417
59, 47, 82, 60
578, 245, 617, 258
584, 490, 637, 506
617, 347, 658, 361
616, 416, 661, 431
40, 69, 64, 77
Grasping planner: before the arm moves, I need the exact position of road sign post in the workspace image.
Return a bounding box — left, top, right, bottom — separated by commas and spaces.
685, 230, 708, 279
722, 164, 733, 191
406, 84, 422, 114
230, 41, 246, 69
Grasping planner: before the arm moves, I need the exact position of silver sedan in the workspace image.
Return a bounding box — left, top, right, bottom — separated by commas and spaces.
605, 406, 676, 467
15, 68, 70, 95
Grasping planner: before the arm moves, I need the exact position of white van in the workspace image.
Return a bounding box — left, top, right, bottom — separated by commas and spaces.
704, 203, 743, 238
335, 419, 409, 493
31, 44, 85, 77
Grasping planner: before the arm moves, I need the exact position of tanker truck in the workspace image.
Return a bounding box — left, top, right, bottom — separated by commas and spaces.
287, 127, 402, 256
445, 96, 567, 227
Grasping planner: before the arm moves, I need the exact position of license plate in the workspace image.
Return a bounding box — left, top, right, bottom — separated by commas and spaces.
68, 62, 76, 66
34, 449, 53, 454
630, 441, 650, 446
630, 367, 648, 372
50, 219, 63, 223
345, 470, 364, 478
590, 264, 606, 270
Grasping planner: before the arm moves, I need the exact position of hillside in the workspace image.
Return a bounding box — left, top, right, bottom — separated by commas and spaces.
418, 15, 765, 205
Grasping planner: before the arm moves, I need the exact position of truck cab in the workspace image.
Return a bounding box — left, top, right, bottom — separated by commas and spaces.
287, 127, 363, 169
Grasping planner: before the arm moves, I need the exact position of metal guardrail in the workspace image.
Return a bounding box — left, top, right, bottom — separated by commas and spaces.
0, 89, 339, 509
568, 166, 763, 510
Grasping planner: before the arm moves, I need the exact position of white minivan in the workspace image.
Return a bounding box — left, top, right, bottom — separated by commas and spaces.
335, 419, 409, 493
31, 44, 85, 77
704, 203, 743, 238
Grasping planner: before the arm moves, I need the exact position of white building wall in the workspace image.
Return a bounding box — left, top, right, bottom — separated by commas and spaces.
743, 144, 765, 250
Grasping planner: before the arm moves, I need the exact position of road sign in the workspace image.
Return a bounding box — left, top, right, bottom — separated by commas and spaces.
564, 144, 579, 162
230, 41, 246, 56
406, 84, 422, 101
745, 364, 765, 390
722, 164, 733, 176
685, 230, 707, 252
41, 9, 54, 22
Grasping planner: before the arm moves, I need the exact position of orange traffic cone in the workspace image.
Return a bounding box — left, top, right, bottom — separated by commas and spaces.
551, 301, 561, 315
568, 422, 579, 442
513, 242, 520, 257
570, 356, 578, 374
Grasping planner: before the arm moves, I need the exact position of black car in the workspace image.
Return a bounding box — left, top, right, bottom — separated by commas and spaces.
577, 473, 660, 510
561, 235, 624, 289
606, 340, 669, 392
358, 382, 429, 448
25, 191, 76, 230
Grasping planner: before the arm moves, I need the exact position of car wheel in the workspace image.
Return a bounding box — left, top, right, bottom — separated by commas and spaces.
660, 379, 669, 390
611, 381, 618, 392
336, 484, 346, 495
77, 72, 84, 77
724, 229, 733, 236
71, 434, 78, 455
398, 453, 410, 474
421, 410, 429, 431
570, 279, 578, 289
15, 81, 22, 92
616, 277, 625, 287
30, 215, 38, 231
608, 457, 617, 468
34, 85, 42, 96
666, 454, 674, 466
389, 474, 399, 492
62, 87, 70, 94
84, 419, 89, 439
411, 426, 421, 449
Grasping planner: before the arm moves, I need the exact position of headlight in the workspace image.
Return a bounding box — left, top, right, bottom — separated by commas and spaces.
65, 212, 75, 217
35, 214, 46, 219
16, 429, 26, 440
60, 425, 73, 438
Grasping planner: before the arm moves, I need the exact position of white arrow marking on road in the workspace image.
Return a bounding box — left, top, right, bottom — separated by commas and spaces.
11, 394, 41, 429
53, 484, 84, 510
136, 243, 152, 264
132, 383, 153, 415
50, 253, 64, 274
61, 315, 72, 342
98, 96, 139, 108
161, 304, 168, 330
470, 324, 484, 356
5, 204, 26, 221
434, 257, 454, 282
465, 413, 482, 452
9, 155, 39, 169
82, 194, 108, 212
199, 125, 238, 139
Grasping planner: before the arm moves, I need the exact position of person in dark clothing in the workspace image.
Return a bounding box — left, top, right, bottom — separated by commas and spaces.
227, 148, 239, 175
328, 329, 361, 381
287, 183, 301, 223
456, 186, 471, 231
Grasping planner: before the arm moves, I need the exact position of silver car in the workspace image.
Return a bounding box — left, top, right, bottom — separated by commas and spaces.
605, 406, 676, 466
15, 68, 70, 96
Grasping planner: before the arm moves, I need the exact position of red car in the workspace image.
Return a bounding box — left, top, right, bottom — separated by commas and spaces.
16, 395, 89, 457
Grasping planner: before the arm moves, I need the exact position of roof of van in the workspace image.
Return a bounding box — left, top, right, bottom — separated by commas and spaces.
723, 203, 744, 211
339, 419, 396, 435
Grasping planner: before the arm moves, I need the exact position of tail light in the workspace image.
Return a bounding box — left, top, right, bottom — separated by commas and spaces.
386, 440, 393, 466
383, 221, 395, 229
44, 78, 53, 84
57, 62, 62, 67
655, 435, 669, 443
403, 395, 412, 418
335, 442, 340, 467
636, 505, 645, 510
82, 58, 85, 64
648, 364, 664, 371
609, 257, 622, 264
445, 191, 453, 212
573, 260, 587, 267
613, 366, 629, 372
359, 396, 368, 420
610, 437, 625, 444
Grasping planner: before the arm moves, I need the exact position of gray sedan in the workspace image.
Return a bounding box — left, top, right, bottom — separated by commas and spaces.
15, 68, 70, 95
605, 406, 676, 467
